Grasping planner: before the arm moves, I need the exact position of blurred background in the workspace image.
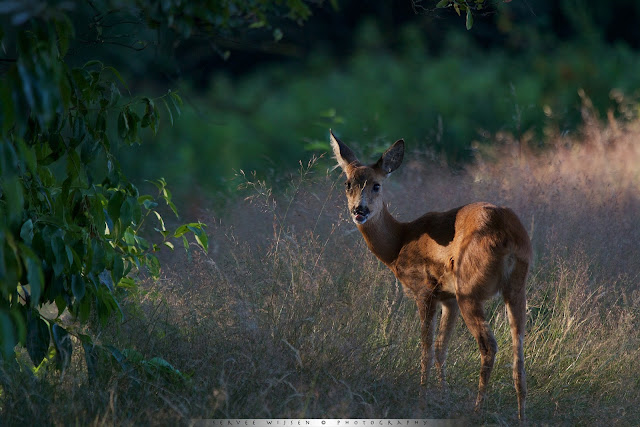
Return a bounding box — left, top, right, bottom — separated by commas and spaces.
68, 0, 640, 200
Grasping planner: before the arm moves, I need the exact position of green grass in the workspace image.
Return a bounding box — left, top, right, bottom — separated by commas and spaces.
2, 112, 640, 425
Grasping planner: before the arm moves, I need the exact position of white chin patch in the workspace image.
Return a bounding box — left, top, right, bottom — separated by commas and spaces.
354, 214, 368, 225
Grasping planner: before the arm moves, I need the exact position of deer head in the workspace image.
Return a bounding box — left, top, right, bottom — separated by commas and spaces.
330, 130, 404, 225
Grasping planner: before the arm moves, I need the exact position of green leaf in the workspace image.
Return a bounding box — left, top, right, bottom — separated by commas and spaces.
141, 112, 151, 128
104, 66, 128, 91
131, 197, 142, 224
117, 276, 136, 289
163, 241, 174, 250
187, 224, 208, 253
143, 199, 158, 210
72, 116, 87, 144
125, 110, 141, 144
145, 253, 160, 278
83, 59, 103, 69
55, 295, 67, 316
169, 91, 182, 116
107, 191, 124, 224
134, 235, 150, 251
165, 198, 178, 218
119, 196, 134, 226
141, 97, 155, 131
21, 245, 43, 307
108, 82, 121, 107
54, 14, 74, 57
91, 240, 106, 274
161, 97, 174, 126
151, 104, 160, 134
152, 211, 166, 232
137, 195, 153, 206
51, 234, 66, 276
65, 245, 74, 269
173, 224, 189, 238
122, 347, 144, 363
117, 110, 129, 140
436, 0, 450, 7
20, 219, 34, 245
66, 149, 88, 188
95, 285, 122, 324
95, 110, 107, 134
123, 228, 136, 248
112, 255, 124, 285
104, 345, 128, 371
26, 311, 50, 367
52, 324, 72, 372
182, 235, 189, 254
71, 274, 85, 301
466, 8, 474, 30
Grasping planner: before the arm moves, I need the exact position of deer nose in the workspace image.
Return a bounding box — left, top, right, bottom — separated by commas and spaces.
352, 205, 370, 216
351, 205, 370, 224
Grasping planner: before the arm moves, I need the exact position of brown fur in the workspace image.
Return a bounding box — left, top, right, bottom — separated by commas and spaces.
330, 131, 532, 420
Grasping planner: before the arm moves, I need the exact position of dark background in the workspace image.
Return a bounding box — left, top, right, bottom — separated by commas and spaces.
59, 0, 640, 197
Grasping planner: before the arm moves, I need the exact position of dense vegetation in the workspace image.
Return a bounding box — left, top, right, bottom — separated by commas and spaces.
120, 8, 640, 197
0, 0, 308, 394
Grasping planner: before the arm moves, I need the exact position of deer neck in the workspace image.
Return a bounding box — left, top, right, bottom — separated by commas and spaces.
357, 204, 404, 266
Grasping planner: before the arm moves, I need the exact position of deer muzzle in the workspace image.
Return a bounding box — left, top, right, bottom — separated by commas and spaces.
351, 205, 370, 224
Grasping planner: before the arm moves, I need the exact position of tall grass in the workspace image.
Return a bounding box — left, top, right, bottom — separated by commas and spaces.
2, 109, 640, 424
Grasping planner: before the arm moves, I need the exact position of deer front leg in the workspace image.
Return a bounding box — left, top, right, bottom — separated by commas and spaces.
417, 296, 439, 388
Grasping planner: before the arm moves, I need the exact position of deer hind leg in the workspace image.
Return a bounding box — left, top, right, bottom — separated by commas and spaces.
434, 298, 459, 387
417, 295, 439, 388
457, 296, 497, 413
503, 259, 529, 420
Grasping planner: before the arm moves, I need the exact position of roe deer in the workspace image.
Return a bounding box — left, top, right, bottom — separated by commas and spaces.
330, 130, 531, 420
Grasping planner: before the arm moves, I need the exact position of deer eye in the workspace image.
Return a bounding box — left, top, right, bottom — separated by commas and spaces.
372, 183, 381, 192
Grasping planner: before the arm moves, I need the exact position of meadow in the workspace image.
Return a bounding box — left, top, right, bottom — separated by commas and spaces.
2, 107, 640, 425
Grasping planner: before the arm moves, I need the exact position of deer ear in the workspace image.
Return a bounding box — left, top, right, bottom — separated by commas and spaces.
330, 130, 360, 172
375, 139, 404, 175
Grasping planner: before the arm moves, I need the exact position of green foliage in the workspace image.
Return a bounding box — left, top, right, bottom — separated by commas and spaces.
119, 19, 640, 197
0, 3, 209, 374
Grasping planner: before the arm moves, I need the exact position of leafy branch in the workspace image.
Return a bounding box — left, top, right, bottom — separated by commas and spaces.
433, 0, 508, 30
0, 3, 206, 377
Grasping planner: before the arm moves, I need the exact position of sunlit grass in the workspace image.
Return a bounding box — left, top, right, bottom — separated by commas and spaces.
2, 110, 640, 424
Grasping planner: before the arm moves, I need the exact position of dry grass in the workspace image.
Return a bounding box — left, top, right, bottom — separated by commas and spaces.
2, 109, 640, 425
